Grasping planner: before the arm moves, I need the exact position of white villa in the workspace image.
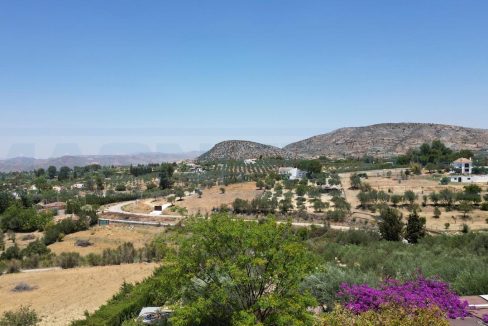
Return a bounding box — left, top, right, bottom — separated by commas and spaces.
244, 159, 257, 165
278, 167, 306, 180
449, 157, 488, 183
451, 157, 473, 174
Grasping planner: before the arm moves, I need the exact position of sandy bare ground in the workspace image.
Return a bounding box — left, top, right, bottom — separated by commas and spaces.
0, 263, 158, 326
49, 225, 163, 256
341, 170, 488, 232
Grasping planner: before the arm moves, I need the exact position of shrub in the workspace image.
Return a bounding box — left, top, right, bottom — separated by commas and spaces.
12, 282, 36, 293
481, 202, 488, 211
75, 239, 93, 247
57, 252, 82, 269
6, 259, 21, 273
1, 244, 22, 260
22, 240, 50, 257
321, 304, 449, 326
85, 253, 103, 266
0, 306, 39, 326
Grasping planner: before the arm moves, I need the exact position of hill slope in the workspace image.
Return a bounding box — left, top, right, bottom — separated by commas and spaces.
197, 140, 294, 161
284, 123, 488, 158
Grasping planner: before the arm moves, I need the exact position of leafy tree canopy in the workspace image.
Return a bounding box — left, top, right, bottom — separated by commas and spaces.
163, 214, 317, 326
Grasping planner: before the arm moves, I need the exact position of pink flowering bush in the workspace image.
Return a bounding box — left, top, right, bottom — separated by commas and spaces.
482, 314, 488, 324
338, 276, 469, 319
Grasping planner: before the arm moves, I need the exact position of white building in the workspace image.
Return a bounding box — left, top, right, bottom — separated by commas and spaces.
450, 175, 488, 184
451, 158, 473, 174
244, 159, 256, 165
71, 183, 84, 190
278, 167, 306, 180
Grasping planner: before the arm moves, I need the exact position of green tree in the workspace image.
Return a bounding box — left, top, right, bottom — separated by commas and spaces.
58, 166, 71, 181
350, 174, 362, 190
357, 191, 371, 209
458, 201, 473, 220
0, 205, 39, 232
47, 166, 57, 179
174, 188, 185, 201
34, 177, 50, 191
35, 168, 45, 177
279, 197, 294, 213
378, 207, 404, 241
0, 192, 15, 214
439, 189, 455, 207
312, 198, 328, 213
159, 164, 175, 190
429, 192, 440, 206
403, 190, 418, 206
464, 184, 482, 195
390, 194, 403, 207
164, 215, 317, 326
433, 207, 441, 219
256, 180, 265, 190
405, 211, 426, 244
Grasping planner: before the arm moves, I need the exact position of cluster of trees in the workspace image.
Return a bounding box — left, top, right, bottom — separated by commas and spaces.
0, 205, 53, 233
378, 207, 426, 243
396, 140, 474, 171
129, 164, 156, 177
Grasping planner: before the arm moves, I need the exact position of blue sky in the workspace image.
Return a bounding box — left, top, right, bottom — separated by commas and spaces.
1, 0, 487, 158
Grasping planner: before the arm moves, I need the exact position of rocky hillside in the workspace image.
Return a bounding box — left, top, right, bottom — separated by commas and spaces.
284, 123, 488, 158
197, 140, 294, 161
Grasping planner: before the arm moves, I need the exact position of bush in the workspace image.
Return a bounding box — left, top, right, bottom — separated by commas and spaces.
321, 304, 449, 326
57, 252, 82, 269
12, 282, 36, 292
6, 259, 21, 273
481, 202, 488, 211
0, 306, 39, 326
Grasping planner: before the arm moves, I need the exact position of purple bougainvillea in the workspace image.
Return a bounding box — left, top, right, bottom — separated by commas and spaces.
338, 276, 469, 319
482, 314, 488, 324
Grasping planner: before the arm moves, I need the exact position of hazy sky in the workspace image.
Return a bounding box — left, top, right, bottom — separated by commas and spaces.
1, 0, 487, 158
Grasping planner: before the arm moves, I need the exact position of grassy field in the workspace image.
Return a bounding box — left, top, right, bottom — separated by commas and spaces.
0, 263, 158, 326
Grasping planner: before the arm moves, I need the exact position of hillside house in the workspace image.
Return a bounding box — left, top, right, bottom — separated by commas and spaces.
451, 158, 473, 174
278, 167, 306, 180
244, 159, 256, 165
450, 158, 488, 183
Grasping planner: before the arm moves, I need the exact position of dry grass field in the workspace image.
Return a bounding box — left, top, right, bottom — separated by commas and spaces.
126, 182, 263, 216
48, 225, 163, 256
0, 263, 157, 326
341, 170, 488, 232
122, 201, 154, 214
171, 182, 264, 215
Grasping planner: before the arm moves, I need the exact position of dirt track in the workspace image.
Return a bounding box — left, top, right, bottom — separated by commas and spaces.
0, 263, 157, 325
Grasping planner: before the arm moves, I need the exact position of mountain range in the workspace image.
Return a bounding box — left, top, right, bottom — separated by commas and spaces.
0, 152, 202, 173
3, 123, 488, 172
198, 123, 488, 161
